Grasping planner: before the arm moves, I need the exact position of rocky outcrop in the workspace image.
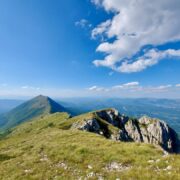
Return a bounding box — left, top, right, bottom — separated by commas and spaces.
71, 118, 101, 134
71, 108, 179, 153
125, 116, 179, 152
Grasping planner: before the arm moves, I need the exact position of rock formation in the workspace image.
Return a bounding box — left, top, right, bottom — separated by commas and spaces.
71, 108, 179, 153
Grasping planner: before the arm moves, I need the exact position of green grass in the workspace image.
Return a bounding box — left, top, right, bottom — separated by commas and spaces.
0, 112, 179, 180
0, 95, 66, 131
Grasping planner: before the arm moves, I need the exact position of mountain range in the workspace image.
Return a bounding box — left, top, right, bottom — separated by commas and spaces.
0, 95, 179, 179
0, 97, 180, 134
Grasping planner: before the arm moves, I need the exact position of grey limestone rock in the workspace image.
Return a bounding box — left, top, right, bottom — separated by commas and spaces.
71, 108, 179, 153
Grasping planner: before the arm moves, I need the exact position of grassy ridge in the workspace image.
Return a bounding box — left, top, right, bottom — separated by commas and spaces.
0, 95, 66, 131
0, 112, 179, 179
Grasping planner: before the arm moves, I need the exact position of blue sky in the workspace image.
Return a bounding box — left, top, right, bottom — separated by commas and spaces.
0, 0, 180, 98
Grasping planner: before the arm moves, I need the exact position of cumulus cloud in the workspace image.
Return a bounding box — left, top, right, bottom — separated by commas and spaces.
91, 19, 111, 39
91, 0, 180, 73
117, 49, 180, 73
176, 84, 180, 87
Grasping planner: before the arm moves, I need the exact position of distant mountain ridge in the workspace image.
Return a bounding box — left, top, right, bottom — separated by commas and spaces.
57, 98, 180, 134
0, 95, 67, 131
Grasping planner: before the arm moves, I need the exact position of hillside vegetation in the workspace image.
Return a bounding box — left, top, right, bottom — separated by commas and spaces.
0, 95, 66, 131
0, 112, 179, 180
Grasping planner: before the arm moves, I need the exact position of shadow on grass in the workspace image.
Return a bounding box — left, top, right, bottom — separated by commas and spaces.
0, 154, 15, 162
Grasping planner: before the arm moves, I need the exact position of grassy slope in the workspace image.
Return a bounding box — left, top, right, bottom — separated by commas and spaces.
0, 96, 51, 130
0, 112, 179, 180
0, 95, 66, 131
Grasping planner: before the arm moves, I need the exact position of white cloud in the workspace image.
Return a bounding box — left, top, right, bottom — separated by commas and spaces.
0, 83, 179, 98
123, 82, 139, 87
87, 82, 177, 95
113, 81, 140, 89
75, 19, 92, 28
91, 19, 111, 39
88, 82, 140, 92
155, 85, 172, 90
117, 49, 180, 73
88, 86, 98, 91
91, 0, 180, 72
88, 86, 106, 92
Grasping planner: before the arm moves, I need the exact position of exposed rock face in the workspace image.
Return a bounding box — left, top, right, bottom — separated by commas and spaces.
71, 118, 101, 134
125, 116, 178, 152
71, 108, 179, 153
96, 108, 129, 128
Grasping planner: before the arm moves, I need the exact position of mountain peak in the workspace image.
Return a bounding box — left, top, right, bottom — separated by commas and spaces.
34, 95, 49, 100
0, 96, 67, 130
36, 94, 47, 97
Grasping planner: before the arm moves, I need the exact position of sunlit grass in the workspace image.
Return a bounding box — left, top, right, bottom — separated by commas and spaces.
0, 112, 179, 179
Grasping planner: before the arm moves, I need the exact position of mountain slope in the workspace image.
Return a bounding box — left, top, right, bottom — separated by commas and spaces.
0, 112, 179, 179
0, 95, 67, 131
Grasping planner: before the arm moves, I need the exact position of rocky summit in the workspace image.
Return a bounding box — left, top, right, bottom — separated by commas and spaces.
71, 108, 179, 153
